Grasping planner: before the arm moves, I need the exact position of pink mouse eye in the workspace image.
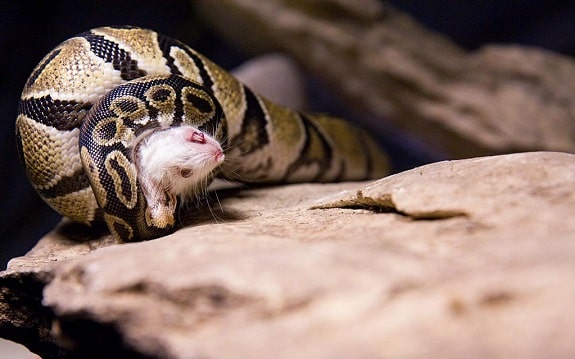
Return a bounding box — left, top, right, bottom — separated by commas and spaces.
187, 130, 206, 144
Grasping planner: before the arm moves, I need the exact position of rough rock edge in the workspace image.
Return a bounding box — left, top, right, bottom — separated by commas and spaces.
2, 152, 575, 358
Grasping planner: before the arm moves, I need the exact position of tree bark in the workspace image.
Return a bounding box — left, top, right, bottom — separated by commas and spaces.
194, 0, 575, 157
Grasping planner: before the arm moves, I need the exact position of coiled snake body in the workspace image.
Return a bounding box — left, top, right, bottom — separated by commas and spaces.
16, 26, 388, 241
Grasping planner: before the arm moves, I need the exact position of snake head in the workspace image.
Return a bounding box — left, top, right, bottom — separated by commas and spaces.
79, 74, 227, 241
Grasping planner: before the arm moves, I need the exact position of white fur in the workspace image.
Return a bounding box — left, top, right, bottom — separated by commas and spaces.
137, 126, 224, 201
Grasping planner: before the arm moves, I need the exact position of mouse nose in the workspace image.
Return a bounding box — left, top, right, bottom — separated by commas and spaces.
214, 149, 225, 163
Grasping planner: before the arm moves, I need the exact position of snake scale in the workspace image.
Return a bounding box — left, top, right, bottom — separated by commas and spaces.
16, 26, 388, 241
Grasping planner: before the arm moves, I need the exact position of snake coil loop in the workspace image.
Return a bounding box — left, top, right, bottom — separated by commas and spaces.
16, 26, 388, 241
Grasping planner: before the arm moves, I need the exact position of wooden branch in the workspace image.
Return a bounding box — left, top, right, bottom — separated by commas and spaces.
194, 0, 575, 157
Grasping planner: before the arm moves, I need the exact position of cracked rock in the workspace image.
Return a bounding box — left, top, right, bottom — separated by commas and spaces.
1, 151, 575, 358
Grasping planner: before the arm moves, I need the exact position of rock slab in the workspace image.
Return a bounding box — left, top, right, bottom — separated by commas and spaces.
1, 151, 575, 358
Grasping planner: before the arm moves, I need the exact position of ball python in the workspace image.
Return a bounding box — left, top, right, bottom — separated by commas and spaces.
16, 25, 389, 241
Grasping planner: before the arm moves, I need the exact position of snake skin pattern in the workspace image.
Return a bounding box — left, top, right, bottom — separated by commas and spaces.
16, 26, 389, 241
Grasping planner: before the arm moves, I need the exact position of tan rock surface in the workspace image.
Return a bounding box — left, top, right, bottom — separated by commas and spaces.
2, 151, 574, 358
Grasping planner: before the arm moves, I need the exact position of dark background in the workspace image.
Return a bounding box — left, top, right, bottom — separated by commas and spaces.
2, 0, 574, 268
